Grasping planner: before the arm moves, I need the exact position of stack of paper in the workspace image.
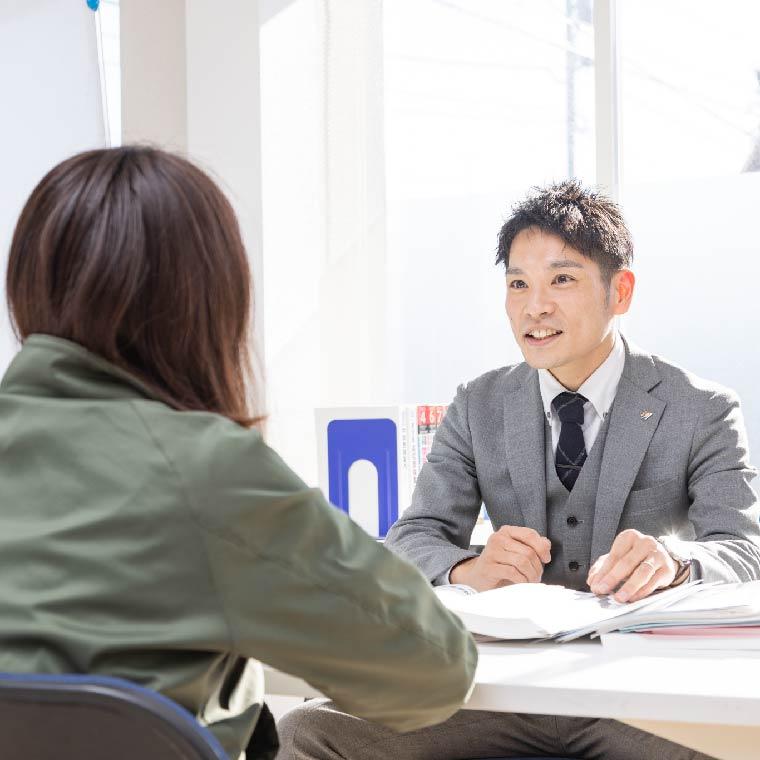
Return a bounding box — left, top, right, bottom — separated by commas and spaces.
596, 581, 760, 652
435, 581, 760, 645
600, 627, 760, 653
434, 581, 702, 641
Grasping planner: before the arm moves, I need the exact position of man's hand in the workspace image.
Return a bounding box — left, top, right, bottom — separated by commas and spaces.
587, 529, 678, 603
450, 525, 551, 592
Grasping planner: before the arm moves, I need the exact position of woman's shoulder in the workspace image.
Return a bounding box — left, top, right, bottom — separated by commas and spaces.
130, 399, 310, 517
132, 399, 288, 471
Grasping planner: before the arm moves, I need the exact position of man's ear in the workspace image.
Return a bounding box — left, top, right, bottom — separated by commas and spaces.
611, 269, 635, 316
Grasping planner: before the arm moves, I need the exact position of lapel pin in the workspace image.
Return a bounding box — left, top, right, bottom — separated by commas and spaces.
640, 410, 653, 420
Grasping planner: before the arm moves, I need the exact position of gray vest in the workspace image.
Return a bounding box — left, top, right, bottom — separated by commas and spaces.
542, 416, 610, 590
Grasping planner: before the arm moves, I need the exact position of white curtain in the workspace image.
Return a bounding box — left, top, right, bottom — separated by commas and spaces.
260, 0, 387, 483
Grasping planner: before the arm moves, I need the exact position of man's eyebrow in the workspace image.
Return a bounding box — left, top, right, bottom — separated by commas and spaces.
549, 259, 584, 269
505, 259, 584, 276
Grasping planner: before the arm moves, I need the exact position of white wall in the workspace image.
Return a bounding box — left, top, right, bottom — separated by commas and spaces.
0, 1, 106, 371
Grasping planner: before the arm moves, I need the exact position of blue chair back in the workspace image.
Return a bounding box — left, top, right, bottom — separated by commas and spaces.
0, 672, 229, 760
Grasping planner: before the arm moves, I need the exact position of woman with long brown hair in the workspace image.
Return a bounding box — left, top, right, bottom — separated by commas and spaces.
0, 147, 475, 759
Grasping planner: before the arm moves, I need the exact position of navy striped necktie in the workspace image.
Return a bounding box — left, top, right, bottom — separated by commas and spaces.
552, 391, 588, 491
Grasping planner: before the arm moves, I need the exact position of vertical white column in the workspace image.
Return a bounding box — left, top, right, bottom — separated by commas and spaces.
593, 0, 622, 201
259, 0, 388, 482
259, 0, 326, 481
320, 0, 387, 406
120, 0, 187, 151
185, 0, 266, 398
120, 0, 265, 407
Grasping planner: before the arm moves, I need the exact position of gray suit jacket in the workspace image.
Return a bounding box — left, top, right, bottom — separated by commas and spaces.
385, 338, 760, 586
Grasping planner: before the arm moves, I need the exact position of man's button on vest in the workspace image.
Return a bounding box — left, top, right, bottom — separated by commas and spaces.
568, 560, 580, 571
566, 515, 578, 527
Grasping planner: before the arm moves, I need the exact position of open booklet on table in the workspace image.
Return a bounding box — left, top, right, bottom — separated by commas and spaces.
434, 580, 760, 644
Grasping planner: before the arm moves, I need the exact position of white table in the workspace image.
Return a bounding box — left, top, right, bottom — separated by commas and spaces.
264, 639, 760, 760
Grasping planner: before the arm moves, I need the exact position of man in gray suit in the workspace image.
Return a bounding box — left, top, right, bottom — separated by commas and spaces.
278, 181, 760, 760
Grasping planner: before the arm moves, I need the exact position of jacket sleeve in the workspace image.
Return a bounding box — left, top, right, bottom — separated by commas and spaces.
179, 421, 477, 733
683, 388, 760, 582
384, 384, 483, 584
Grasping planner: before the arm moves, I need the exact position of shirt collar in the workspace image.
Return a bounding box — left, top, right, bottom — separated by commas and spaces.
538, 333, 626, 422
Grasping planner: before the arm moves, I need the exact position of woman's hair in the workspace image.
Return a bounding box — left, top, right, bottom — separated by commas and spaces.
7, 145, 262, 427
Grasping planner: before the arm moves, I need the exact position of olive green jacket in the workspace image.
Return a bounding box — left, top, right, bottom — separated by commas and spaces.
0, 335, 476, 759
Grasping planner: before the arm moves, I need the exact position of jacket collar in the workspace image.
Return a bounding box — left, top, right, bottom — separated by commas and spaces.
591, 336, 665, 561
0, 334, 159, 402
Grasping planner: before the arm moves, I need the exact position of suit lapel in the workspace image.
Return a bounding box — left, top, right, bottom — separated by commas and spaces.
590, 341, 666, 562
503, 369, 547, 536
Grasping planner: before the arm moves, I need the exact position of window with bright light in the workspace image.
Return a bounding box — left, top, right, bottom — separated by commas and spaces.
619, 0, 760, 452
260, 0, 599, 483
621, 0, 760, 183
259, 0, 760, 483
384, 0, 597, 405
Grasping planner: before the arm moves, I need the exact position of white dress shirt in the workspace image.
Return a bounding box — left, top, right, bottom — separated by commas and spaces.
538, 333, 625, 456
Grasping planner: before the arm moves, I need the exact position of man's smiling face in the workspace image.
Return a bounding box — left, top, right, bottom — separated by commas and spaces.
505, 227, 634, 390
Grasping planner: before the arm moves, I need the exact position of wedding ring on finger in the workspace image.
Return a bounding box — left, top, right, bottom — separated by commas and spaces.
640, 555, 658, 571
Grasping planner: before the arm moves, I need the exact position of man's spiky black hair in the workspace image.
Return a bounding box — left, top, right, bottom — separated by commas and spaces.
496, 180, 633, 283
